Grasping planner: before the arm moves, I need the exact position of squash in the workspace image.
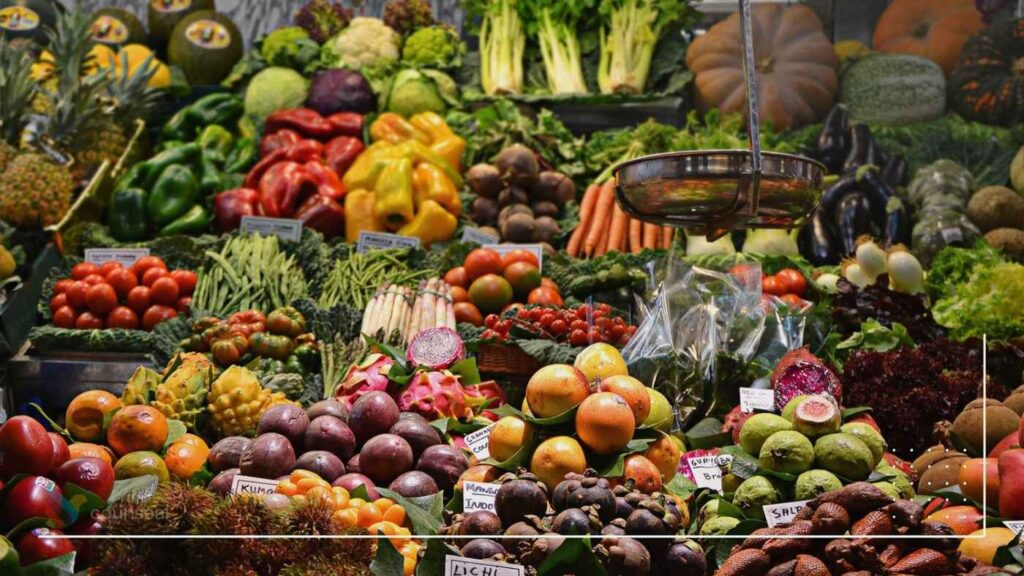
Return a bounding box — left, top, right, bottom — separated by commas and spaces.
949, 19, 1024, 126
872, 0, 985, 76
839, 54, 947, 126
686, 5, 838, 131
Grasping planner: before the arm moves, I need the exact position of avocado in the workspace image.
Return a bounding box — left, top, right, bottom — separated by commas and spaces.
90, 7, 147, 48
167, 10, 241, 86
0, 0, 59, 43
147, 0, 214, 52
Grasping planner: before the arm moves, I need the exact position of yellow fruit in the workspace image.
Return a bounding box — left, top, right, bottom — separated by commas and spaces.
0, 246, 14, 280
530, 436, 587, 490
65, 390, 122, 442
488, 417, 533, 462
165, 442, 207, 480
207, 366, 291, 437
644, 433, 682, 482
31, 51, 54, 81
85, 44, 117, 75
114, 451, 170, 483
958, 527, 1015, 564
525, 364, 590, 418
598, 375, 651, 424
118, 43, 154, 73
153, 353, 212, 431
574, 343, 628, 382
148, 62, 171, 89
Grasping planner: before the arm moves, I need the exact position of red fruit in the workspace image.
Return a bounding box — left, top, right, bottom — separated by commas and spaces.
149, 277, 180, 306
762, 275, 786, 296
49, 293, 68, 312
453, 302, 484, 326
98, 261, 122, 276
770, 347, 842, 411
141, 267, 168, 287
998, 449, 1024, 519
464, 248, 503, 282
990, 430, 1020, 459
142, 305, 177, 331
130, 256, 166, 280
48, 433, 70, 473
528, 286, 563, 306
53, 279, 73, 295
776, 268, 807, 296
85, 283, 117, 315
450, 286, 469, 303
882, 452, 917, 484
17, 527, 74, 565
66, 517, 102, 568
70, 262, 99, 280
4, 476, 65, 527
923, 497, 949, 517
52, 306, 77, 329
75, 312, 104, 330
106, 306, 140, 330
176, 296, 192, 313
81, 274, 106, 286
0, 416, 53, 477
847, 412, 881, 432
443, 266, 469, 288
501, 249, 539, 270
126, 286, 151, 313
540, 278, 559, 293
169, 270, 197, 296
721, 405, 753, 444
56, 457, 115, 501
65, 281, 89, 309
104, 268, 137, 298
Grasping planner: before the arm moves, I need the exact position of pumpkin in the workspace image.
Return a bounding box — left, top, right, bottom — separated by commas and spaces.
872, 0, 985, 76
949, 19, 1024, 126
686, 5, 838, 131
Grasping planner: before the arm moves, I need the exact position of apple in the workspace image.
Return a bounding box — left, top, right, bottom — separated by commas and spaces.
4, 476, 66, 528
66, 517, 103, 569
56, 457, 115, 501
0, 416, 53, 477
48, 433, 70, 474
17, 528, 74, 566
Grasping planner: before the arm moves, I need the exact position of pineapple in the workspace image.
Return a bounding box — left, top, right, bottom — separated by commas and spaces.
0, 37, 36, 171
0, 152, 74, 228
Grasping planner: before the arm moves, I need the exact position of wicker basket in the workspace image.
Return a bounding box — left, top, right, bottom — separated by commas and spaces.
477, 344, 541, 376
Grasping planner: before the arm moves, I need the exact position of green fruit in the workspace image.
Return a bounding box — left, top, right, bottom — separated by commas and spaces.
840, 422, 887, 466
700, 515, 740, 536
167, 10, 243, 85
794, 469, 843, 500
148, 0, 214, 50
791, 396, 841, 438
814, 433, 875, 480
781, 395, 811, 422
875, 464, 915, 498
739, 413, 793, 456
114, 451, 170, 483
468, 273, 514, 315
721, 472, 743, 493
759, 431, 815, 474
644, 389, 673, 433
733, 476, 781, 520
873, 481, 901, 500
90, 7, 147, 47
699, 499, 720, 524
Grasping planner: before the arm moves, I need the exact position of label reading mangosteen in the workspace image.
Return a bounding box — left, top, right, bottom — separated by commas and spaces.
483, 244, 544, 272
739, 388, 776, 413
444, 555, 524, 576
357, 231, 422, 254
685, 453, 732, 493
764, 500, 810, 527
461, 227, 500, 245
185, 20, 232, 50
0, 7, 39, 31
462, 481, 500, 513
151, 0, 192, 14
1004, 521, 1024, 536
464, 423, 496, 460
84, 248, 150, 266
230, 475, 280, 496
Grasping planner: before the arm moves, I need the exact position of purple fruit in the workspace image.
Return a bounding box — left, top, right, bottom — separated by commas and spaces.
459, 510, 502, 536
307, 399, 348, 422
461, 539, 506, 559
662, 542, 707, 576
304, 416, 356, 460
389, 418, 442, 459
257, 404, 309, 451
388, 471, 439, 498
348, 391, 400, 446
359, 434, 413, 485
415, 445, 468, 492
347, 454, 360, 474
333, 473, 379, 500
208, 437, 251, 472
239, 433, 295, 479
208, 468, 239, 495
294, 450, 345, 482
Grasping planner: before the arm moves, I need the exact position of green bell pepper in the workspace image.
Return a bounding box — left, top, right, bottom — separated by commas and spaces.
162, 93, 242, 141
199, 149, 226, 195
138, 143, 201, 190
158, 204, 208, 236
147, 164, 199, 225
224, 137, 258, 174
109, 187, 149, 241
156, 139, 186, 153
197, 124, 233, 162
114, 163, 145, 193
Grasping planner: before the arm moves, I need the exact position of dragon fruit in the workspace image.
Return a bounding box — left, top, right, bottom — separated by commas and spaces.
334, 353, 394, 411
721, 406, 752, 444
406, 327, 465, 370
397, 371, 477, 420
464, 380, 507, 421
770, 348, 842, 412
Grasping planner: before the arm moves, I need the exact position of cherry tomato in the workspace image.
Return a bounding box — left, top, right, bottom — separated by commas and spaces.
82, 274, 106, 286
484, 314, 499, 329
49, 293, 68, 312
569, 329, 589, 347
550, 319, 568, 335
106, 306, 140, 330
85, 283, 118, 315
52, 306, 77, 328
528, 287, 563, 307
98, 261, 122, 276
105, 268, 138, 298
126, 286, 152, 314
149, 277, 180, 306
53, 279, 74, 295
176, 296, 192, 312
130, 256, 167, 282
570, 319, 588, 332
71, 262, 99, 280
75, 312, 104, 330
538, 313, 556, 328
780, 294, 806, 309
141, 267, 168, 287
66, 281, 89, 309
776, 268, 807, 297
142, 305, 177, 331
762, 275, 786, 297
169, 270, 197, 296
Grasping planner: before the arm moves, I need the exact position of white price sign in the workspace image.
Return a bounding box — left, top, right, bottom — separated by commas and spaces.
764, 500, 810, 527
739, 388, 776, 413
464, 423, 496, 460
84, 248, 149, 266
686, 453, 733, 493
445, 555, 524, 576
357, 231, 421, 253
483, 244, 544, 271
230, 475, 279, 496
240, 216, 303, 242
461, 227, 500, 245
1005, 520, 1024, 535
462, 481, 500, 513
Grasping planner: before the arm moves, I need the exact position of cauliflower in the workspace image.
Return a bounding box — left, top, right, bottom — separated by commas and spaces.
401, 26, 459, 68
260, 26, 318, 68
322, 17, 400, 70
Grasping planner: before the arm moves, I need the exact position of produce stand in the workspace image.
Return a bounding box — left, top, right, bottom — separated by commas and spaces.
0, 244, 60, 359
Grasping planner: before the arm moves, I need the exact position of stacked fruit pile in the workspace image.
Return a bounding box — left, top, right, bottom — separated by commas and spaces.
445, 247, 562, 325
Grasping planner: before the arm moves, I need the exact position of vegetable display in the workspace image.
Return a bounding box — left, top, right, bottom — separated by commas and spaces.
192, 233, 308, 315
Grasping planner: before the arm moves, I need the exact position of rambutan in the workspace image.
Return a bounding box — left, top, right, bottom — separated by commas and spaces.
280, 555, 373, 576
149, 483, 216, 533
188, 496, 289, 572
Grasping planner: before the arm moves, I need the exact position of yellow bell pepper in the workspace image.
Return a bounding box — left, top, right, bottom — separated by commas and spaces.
370, 113, 430, 145
344, 188, 383, 243
397, 199, 457, 247
343, 141, 398, 191
393, 140, 463, 188
410, 112, 466, 171
412, 162, 460, 216
374, 157, 415, 231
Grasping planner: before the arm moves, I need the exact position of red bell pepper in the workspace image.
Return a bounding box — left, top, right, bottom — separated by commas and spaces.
327, 112, 364, 138
245, 148, 288, 189
265, 108, 336, 139
260, 129, 302, 157
283, 139, 324, 163
213, 188, 259, 231
295, 194, 344, 239
258, 162, 317, 217
325, 136, 365, 177
304, 161, 345, 201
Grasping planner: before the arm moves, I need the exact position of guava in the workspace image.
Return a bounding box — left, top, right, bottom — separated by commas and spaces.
759, 431, 815, 474
698, 499, 719, 524
794, 469, 843, 500
875, 464, 915, 498
733, 476, 780, 520
699, 515, 740, 536
814, 433, 875, 480
781, 394, 811, 422
792, 395, 841, 438
738, 413, 793, 456
840, 422, 887, 466
873, 481, 901, 500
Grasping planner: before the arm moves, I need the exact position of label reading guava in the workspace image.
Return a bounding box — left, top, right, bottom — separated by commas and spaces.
0, 7, 39, 32
685, 453, 733, 493
151, 0, 192, 13
185, 20, 232, 50
91, 16, 130, 44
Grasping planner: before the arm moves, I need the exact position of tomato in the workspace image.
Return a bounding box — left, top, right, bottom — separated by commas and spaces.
142, 305, 177, 331
484, 314, 499, 329
527, 286, 563, 306
540, 278, 560, 293
106, 306, 140, 330
176, 296, 192, 312
105, 268, 137, 297
85, 283, 118, 315
52, 306, 77, 328
49, 293, 68, 312
141, 267, 168, 287
149, 277, 180, 306
66, 281, 89, 309
75, 312, 104, 330
762, 275, 786, 296
776, 268, 807, 297
550, 318, 568, 335
501, 249, 540, 270
82, 274, 106, 286
453, 302, 484, 326
98, 261, 122, 276
169, 270, 197, 296
71, 262, 99, 280
569, 329, 589, 347
53, 279, 73, 294
780, 294, 806, 309
125, 286, 151, 313
463, 249, 503, 283
729, 264, 756, 278
443, 266, 468, 288
130, 256, 167, 281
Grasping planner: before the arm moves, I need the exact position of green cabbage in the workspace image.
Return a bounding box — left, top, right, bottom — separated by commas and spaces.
380, 69, 458, 117
244, 67, 310, 119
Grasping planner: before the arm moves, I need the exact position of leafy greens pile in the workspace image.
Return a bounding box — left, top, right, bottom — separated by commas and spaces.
930, 243, 1024, 341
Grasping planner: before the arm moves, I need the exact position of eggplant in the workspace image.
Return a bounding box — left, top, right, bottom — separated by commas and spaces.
857, 168, 911, 247
842, 124, 881, 173
817, 104, 850, 173
881, 155, 909, 188
834, 191, 874, 257
818, 173, 859, 217
798, 207, 840, 265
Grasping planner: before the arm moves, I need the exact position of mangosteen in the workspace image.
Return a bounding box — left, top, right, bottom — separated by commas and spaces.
662, 541, 707, 576
501, 213, 537, 243
520, 535, 564, 567
458, 510, 503, 537
533, 216, 560, 244
307, 399, 348, 422
390, 417, 442, 459
601, 522, 627, 536
502, 521, 540, 554
467, 164, 502, 199
498, 186, 529, 208
613, 497, 634, 520
495, 477, 548, 528
471, 196, 500, 225
388, 471, 439, 498
495, 145, 539, 188
415, 445, 468, 493
530, 200, 559, 219
294, 450, 345, 482
625, 507, 671, 555
552, 472, 616, 523
596, 536, 650, 576
551, 508, 598, 535
461, 539, 506, 560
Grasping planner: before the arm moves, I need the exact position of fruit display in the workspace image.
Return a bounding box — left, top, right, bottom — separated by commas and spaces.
443, 246, 560, 322
360, 279, 457, 346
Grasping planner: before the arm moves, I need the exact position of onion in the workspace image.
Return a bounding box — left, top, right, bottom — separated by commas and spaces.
854, 237, 887, 283
815, 273, 840, 294
841, 261, 871, 288
886, 247, 925, 295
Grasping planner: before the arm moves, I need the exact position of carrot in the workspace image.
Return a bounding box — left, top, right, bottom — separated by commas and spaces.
643, 222, 660, 250
629, 218, 642, 254
567, 184, 600, 257
596, 222, 611, 256
607, 204, 628, 254
584, 180, 616, 257
662, 226, 674, 249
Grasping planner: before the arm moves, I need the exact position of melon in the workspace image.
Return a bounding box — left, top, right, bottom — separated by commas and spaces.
167, 10, 241, 86
839, 54, 947, 126
147, 0, 214, 51
90, 7, 147, 48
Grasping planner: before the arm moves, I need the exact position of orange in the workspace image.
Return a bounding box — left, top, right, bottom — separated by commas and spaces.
68, 442, 115, 465
621, 454, 662, 494
529, 436, 587, 490
526, 364, 591, 418
463, 248, 503, 283
106, 405, 169, 456
66, 390, 122, 441
357, 503, 383, 528
599, 375, 651, 424
457, 464, 501, 491
959, 527, 1016, 564
959, 458, 1000, 505
644, 433, 682, 482
925, 505, 985, 536
383, 504, 407, 526
575, 392, 635, 455
174, 434, 209, 453
164, 442, 206, 480
488, 417, 534, 462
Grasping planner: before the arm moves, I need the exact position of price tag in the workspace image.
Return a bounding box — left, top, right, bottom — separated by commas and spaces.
940, 227, 964, 244
685, 452, 733, 493
464, 423, 496, 461
739, 388, 776, 413
445, 555, 524, 576
84, 248, 149, 266
357, 231, 422, 253
1004, 520, 1024, 535
240, 216, 303, 242
462, 227, 500, 245
230, 475, 279, 496
462, 481, 500, 513
483, 244, 544, 271
764, 500, 810, 527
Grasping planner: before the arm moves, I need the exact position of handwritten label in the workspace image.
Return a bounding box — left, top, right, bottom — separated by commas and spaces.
240, 216, 303, 242
740, 388, 776, 413
84, 248, 149, 266
445, 555, 524, 576
764, 500, 810, 527
1004, 520, 1024, 535
464, 423, 496, 461
230, 475, 280, 496
462, 481, 500, 513
685, 453, 733, 493
483, 244, 544, 271
357, 231, 422, 253
462, 227, 500, 245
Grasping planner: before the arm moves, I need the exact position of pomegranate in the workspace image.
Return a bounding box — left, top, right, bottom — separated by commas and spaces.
4, 476, 66, 527
17, 528, 75, 565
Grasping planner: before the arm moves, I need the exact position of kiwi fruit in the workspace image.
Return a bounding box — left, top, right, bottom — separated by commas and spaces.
951, 398, 1020, 455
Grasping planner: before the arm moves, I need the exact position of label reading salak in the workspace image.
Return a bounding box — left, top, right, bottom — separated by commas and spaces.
764, 500, 810, 527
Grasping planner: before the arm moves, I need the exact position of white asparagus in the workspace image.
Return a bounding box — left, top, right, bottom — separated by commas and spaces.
446, 297, 456, 329
406, 280, 426, 343
361, 288, 383, 335
414, 279, 436, 340
377, 288, 397, 338
396, 287, 412, 342
423, 278, 438, 332
434, 282, 448, 328
370, 285, 390, 334
386, 287, 408, 338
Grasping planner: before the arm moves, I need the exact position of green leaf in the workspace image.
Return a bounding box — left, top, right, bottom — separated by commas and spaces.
444, 488, 464, 515
415, 539, 461, 576
370, 536, 405, 576
350, 484, 371, 501
664, 474, 698, 499
757, 470, 798, 482
376, 488, 443, 535
515, 339, 581, 365
22, 551, 77, 576
29, 404, 71, 441
362, 334, 409, 372
162, 420, 187, 450
483, 436, 539, 472
61, 483, 106, 524
449, 358, 481, 385
715, 496, 748, 520
6, 517, 57, 541
108, 475, 159, 504
720, 445, 758, 480
589, 436, 657, 477
189, 464, 215, 487
537, 535, 606, 576
714, 519, 765, 566
491, 402, 579, 428
684, 418, 730, 449
840, 406, 872, 421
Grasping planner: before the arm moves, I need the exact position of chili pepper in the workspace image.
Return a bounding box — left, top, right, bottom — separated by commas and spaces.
200, 149, 226, 195
325, 136, 364, 176
326, 112, 364, 138
304, 160, 345, 200
250, 332, 295, 360
158, 204, 209, 236
374, 157, 415, 230
412, 162, 460, 216
266, 108, 335, 139
798, 207, 840, 266
410, 111, 465, 170
284, 354, 308, 376
370, 113, 430, 144
344, 188, 383, 243
266, 307, 306, 337
284, 139, 325, 164
138, 143, 202, 190
397, 199, 457, 248
816, 104, 849, 174
213, 188, 259, 232
245, 148, 288, 189
258, 161, 318, 217
292, 343, 320, 371
342, 141, 401, 191
109, 187, 149, 241
260, 129, 302, 157
147, 164, 200, 225
295, 194, 344, 239
198, 124, 234, 162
